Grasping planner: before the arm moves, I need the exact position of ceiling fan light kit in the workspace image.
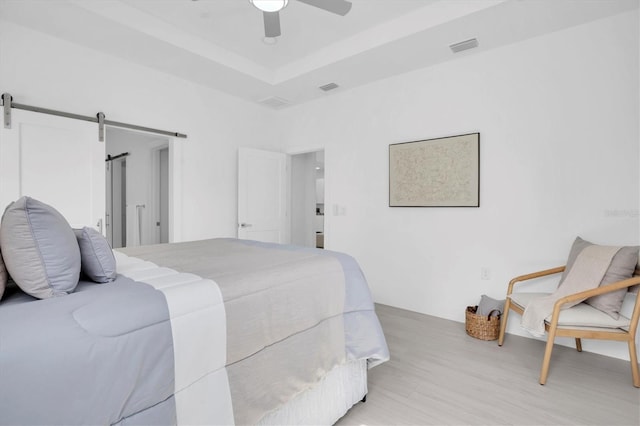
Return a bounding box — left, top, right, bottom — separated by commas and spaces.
250, 0, 289, 13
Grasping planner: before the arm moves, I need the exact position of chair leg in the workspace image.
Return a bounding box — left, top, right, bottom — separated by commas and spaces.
498, 298, 511, 346
539, 328, 558, 385
575, 338, 582, 352
628, 339, 640, 388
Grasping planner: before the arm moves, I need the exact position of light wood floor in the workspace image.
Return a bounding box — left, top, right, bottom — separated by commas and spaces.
337, 304, 640, 426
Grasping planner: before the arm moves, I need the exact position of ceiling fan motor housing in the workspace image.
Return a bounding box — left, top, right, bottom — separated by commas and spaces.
255, 0, 353, 38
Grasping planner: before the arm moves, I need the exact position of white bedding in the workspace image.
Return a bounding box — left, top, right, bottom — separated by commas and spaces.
114, 251, 235, 425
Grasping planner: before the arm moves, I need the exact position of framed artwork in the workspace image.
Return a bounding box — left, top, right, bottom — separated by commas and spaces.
389, 133, 479, 207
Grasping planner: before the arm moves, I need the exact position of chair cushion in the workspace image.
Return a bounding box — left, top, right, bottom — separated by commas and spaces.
509, 293, 631, 329
558, 237, 638, 319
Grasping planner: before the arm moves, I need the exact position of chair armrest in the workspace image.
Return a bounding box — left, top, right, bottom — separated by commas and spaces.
553, 275, 640, 308
506, 266, 566, 296
546, 275, 640, 333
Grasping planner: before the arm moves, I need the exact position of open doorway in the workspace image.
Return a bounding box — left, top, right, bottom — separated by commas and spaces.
105, 127, 170, 248
157, 147, 169, 244
290, 150, 325, 248
105, 153, 127, 248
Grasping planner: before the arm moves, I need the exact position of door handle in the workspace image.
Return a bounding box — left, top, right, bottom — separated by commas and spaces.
239, 223, 253, 228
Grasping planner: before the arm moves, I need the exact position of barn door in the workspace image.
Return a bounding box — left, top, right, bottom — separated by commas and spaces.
0, 109, 105, 231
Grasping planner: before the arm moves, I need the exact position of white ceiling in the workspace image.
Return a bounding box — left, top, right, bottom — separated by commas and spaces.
0, 0, 637, 108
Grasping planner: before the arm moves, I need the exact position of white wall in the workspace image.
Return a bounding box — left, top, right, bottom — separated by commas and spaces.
279, 10, 640, 360
0, 21, 280, 242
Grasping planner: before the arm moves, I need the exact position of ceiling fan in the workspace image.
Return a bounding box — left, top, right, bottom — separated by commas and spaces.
250, 0, 352, 38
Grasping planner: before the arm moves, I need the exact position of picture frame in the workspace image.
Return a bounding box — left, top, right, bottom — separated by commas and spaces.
389, 133, 480, 207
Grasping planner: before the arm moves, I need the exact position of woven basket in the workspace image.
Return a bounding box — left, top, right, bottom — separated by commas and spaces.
465, 305, 501, 341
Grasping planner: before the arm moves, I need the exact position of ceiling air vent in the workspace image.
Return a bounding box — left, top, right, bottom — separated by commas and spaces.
257, 96, 290, 109
449, 38, 479, 53
319, 82, 339, 92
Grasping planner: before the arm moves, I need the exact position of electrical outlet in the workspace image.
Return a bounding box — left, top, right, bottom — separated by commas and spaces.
480, 267, 491, 280
333, 204, 347, 216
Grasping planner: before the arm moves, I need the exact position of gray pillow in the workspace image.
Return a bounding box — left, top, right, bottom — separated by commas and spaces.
631, 252, 640, 294
559, 237, 639, 319
74, 227, 117, 283
477, 294, 505, 317
0, 197, 80, 299
0, 247, 7, 301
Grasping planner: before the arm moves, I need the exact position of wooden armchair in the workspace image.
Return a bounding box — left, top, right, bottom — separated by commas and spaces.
497, 265, 640, 387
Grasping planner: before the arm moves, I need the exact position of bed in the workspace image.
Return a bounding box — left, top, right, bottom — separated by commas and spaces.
0, 198, 389, 425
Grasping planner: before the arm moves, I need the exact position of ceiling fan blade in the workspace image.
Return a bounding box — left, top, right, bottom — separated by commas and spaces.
263, 11, 281, 37
297, 0, 352, 16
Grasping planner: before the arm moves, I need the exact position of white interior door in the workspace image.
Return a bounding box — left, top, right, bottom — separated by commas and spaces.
0, 109, 105, 231
237, 147, 289, 243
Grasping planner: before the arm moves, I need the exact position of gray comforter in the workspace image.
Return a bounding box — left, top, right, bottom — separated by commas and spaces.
0, 277, 176, 425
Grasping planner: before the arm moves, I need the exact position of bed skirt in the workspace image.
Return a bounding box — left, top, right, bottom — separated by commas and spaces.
258, 359, 367, 425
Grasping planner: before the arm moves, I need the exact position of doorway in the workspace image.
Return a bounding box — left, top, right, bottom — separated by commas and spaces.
290, 150, 325, 248
157, 147, 169, 244
106, 154, 127, 248
105, 127, 170, 248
